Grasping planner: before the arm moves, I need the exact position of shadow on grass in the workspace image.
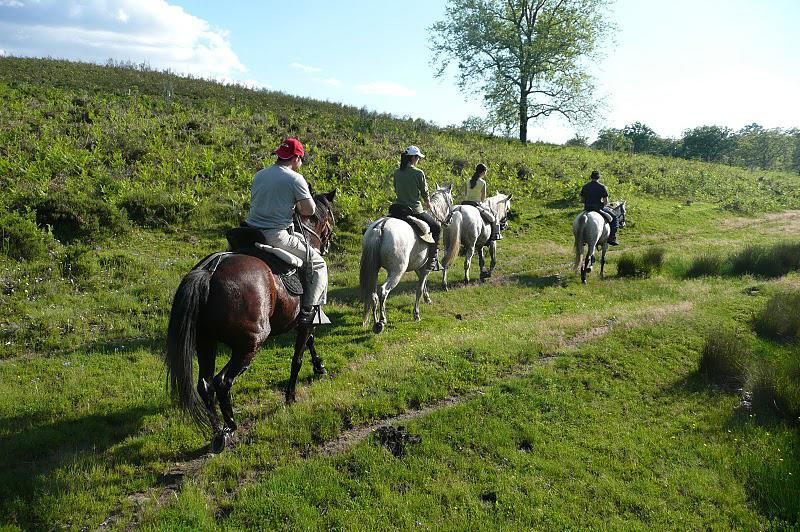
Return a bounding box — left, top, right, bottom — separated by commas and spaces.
0, 404, 160, 527
509, 273, 566, 290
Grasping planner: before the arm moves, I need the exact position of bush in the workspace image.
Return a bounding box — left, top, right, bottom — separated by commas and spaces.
698, 329, 751, 389
61, 244, 100, 287
685, 254, 725, 278
32, 195, 129, 243
616, 247, 664, 278
0, 211, 49, 261
120, 191, 196, 228
753, 290, 800, 342
746, 360, 793, 417
731, 242, 800, 278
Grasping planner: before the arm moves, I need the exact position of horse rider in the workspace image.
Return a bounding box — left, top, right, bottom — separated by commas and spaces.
580, 170, 619, 245
245, 137, 328, 324
390, 145, 441, 271
461, 163, 502, 241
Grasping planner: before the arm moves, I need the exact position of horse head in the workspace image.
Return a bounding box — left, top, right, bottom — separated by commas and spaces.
297, 189, 337, 255
490, 193, 513, 230
430, 184, 454, 224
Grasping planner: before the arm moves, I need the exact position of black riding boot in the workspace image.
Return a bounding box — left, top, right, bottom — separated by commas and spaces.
426, 244, 441, 271
607, 229, 619, 246
490, 221, 502, 241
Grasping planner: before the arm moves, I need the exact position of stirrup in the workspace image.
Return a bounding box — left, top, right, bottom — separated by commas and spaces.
297, 305, 331, 326
426, 257, 441, 271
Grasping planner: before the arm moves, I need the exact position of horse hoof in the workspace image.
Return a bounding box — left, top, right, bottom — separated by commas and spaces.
285, 393, 296, 404
582, 279, 587, 285
210, 432, 229, 454
313, 365, 328, 376
373, 322, 384, 334
413, 315, 421, 322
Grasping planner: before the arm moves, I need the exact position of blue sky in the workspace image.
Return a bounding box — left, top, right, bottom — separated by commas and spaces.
1, 0, 798, 143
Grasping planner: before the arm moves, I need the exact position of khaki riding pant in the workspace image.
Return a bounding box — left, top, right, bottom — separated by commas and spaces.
261, 228, 328, 306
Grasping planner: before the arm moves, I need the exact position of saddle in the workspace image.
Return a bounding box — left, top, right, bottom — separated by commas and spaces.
191, 226, 307, 296
387, 204, 435, 244
585, 209, 613, 224
461, 201, 496, 224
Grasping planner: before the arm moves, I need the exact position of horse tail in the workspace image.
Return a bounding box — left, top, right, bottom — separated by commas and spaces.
574, 214, 588, 272
165, 268, 212, 429
360, 221, 383, 328
443, 209, 462, 268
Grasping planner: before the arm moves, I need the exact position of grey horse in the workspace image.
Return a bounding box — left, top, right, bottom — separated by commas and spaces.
573, 201, 627, 283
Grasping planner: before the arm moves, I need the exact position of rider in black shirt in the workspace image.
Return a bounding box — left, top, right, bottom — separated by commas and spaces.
580, 170, 619, 245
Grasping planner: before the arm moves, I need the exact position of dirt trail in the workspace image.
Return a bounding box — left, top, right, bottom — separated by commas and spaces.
98, 296, 695, 530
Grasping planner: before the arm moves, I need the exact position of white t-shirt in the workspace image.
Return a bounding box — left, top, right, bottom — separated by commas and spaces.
246, 164, 312, 230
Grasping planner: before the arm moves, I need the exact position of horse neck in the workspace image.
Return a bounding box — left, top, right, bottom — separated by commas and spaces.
427, 191, 450, 221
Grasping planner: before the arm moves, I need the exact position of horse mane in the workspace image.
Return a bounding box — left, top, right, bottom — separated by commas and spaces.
428, 185, 453, 221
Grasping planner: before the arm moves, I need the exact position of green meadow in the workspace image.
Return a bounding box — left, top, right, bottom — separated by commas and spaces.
1, 58, 799, 529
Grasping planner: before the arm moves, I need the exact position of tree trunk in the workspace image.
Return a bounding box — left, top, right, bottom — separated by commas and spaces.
518, 87, 528, 143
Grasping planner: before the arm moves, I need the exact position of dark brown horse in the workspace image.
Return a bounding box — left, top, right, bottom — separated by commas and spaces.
164, 190, 336, 452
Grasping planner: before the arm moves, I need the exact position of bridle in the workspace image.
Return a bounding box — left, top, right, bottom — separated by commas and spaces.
429, 188, 454, 226
295, 199, 335, 256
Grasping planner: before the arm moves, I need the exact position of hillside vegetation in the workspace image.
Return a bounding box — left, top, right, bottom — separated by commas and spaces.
1, 58, 799, 529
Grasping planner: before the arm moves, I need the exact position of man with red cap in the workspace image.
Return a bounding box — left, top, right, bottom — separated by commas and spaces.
245, 137, 328, 325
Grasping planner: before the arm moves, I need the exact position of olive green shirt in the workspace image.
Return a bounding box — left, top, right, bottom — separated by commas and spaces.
393, 166, 429, 214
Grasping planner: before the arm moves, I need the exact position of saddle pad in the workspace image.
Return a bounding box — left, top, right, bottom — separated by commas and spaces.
192, 250, 303, 295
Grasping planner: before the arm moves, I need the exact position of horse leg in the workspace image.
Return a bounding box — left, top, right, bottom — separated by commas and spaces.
375, 270, 403, 333
464, 245, 475, 284
211, 348, 256, 452
413, 271, 430, 321
600, 244, 608, 279
488, 241, 497, 277
306, 331, 327, 375
196, 334, 222, 433
442, 263, 449, 291
478, 245, 488, 282
286, 325, 313, 403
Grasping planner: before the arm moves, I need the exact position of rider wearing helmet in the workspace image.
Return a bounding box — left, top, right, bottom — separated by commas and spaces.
245, 137, 328, 324
461, 163, 501, 241
391, 145, 441, 271
580, 170, 619, 245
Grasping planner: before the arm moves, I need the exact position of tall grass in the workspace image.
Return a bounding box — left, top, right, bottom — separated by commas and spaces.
753, 289, 800, 342
616, 247, 665, 277
698, 328, 751, 389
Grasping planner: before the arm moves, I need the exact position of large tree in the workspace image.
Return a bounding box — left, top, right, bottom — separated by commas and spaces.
430, 0, 612, 143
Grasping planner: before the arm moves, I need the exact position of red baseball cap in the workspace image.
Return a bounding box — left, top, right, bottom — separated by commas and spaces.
272, 138, 305, 159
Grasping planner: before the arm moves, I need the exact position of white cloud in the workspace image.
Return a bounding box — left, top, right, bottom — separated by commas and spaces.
290, 62, 322, 74
0, 0, 246, 80
0, 49, 5, 56
319, 77, 342, 88
355, 81, 416, 97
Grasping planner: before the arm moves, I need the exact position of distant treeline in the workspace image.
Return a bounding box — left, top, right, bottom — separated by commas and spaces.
566, 122, 800, 174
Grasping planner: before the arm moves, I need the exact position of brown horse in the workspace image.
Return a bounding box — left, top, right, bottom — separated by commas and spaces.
164, 190, 336, 452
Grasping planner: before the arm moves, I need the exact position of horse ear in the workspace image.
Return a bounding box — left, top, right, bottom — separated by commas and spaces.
447, 183, 453, 192
434, 182, 440, 190
325, 189, 337, 202
507, 193, 513, 201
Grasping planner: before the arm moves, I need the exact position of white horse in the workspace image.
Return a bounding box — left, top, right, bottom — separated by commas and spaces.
573, 201, 627, 283
360, 185, 454, 333
442, 193, 512, 290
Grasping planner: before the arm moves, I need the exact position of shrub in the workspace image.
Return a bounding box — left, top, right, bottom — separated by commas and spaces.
746, 360, 792, 417
685, 254, 725, 278
698, 329, 751, 389
61, 244, 100, 286
120, 191, 195, 228
32, 195, 129, 243
0, 211, 49, 261
753, 290, 800, 342
731, 242, 800, 278
616, 247, 664, 278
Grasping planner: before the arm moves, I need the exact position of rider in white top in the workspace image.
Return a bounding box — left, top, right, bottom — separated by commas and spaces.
462, 163, 501, 241
245, 138, 328, 325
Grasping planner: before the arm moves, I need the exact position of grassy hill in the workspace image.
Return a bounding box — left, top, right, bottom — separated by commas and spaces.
1, 57, 799, 529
